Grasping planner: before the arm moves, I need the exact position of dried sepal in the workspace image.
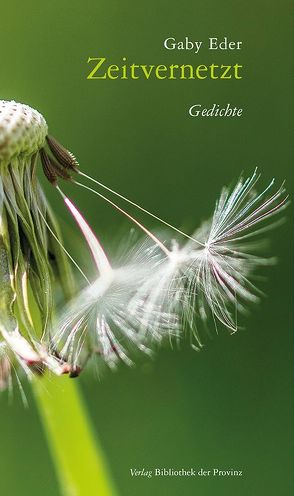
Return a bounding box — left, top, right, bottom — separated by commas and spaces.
40, 148, 58, 186
51, 158, 72, 181
46, 135, 79, 172
40, 148, 72, 186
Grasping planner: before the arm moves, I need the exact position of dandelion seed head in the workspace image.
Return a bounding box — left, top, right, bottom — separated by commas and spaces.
0, 99, 288, 395
0, 100, 77, 397
0, 100, 47, 163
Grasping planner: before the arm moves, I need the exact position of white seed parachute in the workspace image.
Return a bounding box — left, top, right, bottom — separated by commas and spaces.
0, 100, 289, 390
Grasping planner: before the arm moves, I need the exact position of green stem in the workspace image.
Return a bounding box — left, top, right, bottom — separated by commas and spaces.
32, 373, 117, 496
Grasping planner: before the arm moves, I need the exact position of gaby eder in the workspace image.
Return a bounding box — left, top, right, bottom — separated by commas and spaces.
163, 36, 242, 53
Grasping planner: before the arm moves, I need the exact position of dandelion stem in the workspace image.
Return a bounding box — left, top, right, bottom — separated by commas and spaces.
32, 373, 117, 496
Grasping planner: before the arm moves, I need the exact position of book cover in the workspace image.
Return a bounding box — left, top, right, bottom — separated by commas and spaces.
0, 2, 292, 495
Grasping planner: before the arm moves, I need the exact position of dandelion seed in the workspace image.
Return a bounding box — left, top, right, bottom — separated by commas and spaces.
29, 125, 292, 362
52, 196, 177, 370
54, 263, 156, 370
181, 169, 289, 332
0, 99, 288, 394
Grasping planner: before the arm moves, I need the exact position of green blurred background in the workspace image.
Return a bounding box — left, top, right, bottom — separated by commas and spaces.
0, 1, 293, 495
